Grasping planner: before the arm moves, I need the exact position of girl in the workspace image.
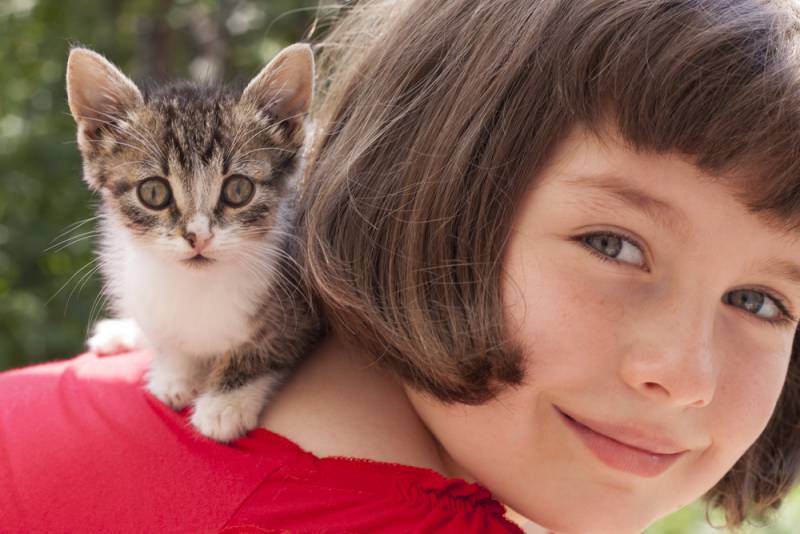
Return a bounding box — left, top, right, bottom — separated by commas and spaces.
3, 1, 800, 532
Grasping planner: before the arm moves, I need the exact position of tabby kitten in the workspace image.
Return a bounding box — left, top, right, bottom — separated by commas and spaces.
65, 44, 322, 442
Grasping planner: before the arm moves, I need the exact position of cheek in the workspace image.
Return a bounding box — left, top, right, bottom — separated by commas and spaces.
233, 198, 280, 230
501, 238, 624, 388
112, 200, 161, 237
705, 348, 790, 465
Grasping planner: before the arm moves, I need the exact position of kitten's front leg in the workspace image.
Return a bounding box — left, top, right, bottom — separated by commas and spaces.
146, 353, 208, 411
190, 351, 289, 443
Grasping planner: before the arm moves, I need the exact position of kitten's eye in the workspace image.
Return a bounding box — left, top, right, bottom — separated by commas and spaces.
137, 177, 172, 210
221, 174, 254, 207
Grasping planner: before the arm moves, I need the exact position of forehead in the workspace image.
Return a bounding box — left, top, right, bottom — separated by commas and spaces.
136, 82, 291, 182
533, 124, 800, 259
140, 84, 242, 175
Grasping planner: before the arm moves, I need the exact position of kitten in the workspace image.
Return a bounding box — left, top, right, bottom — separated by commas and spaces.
65, 44, 322, 442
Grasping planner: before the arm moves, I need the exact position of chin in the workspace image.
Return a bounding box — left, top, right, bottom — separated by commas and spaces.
528, 513, 652, 534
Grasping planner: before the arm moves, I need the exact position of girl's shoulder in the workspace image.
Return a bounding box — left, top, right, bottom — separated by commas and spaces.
0, 352, 522, 533
226, 427, 523, 533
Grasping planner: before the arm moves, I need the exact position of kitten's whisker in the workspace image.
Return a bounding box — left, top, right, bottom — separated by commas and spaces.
86, 287, 110, 340
65, 262, 102, 313
213, 230, 277, 241
236, 146, 296, 160
229, 114, 296, 155
73, 111, 161, 162
81, 137, 159, 163
229, 121, 287, 157
75, 105, 166, 163
127, 122, 166, 162
212, 235, 292, 252
49, 216, 100, 246
227, 124, 271, 158
46, 257, 100, 308
107, 159, 149, 172
240, 258, 297, 306
244, 245, 304, 274
234, 248, 305, 304
225, 121, 249, 165
45, 230, 102, 253
216, 242, 305, 275
76, 260, 104, 297
272, 110, 308, 129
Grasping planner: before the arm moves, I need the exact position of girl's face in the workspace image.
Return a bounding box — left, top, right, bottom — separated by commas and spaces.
407, 125, 799, 534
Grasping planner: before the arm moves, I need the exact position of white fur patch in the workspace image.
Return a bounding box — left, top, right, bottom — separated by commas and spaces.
87, 318, 145, 355
144, 353, 205, 410
98, 213, 278, 358
91, 195, 292, 442
190, 375, 280, 442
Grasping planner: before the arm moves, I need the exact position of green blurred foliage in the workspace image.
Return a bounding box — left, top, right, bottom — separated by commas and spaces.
0, 1, 798, 532
647, 489, 800, 534
0, 0, 318, 370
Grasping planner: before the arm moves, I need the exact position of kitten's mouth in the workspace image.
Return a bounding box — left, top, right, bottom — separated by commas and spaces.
182, 254, 216, 267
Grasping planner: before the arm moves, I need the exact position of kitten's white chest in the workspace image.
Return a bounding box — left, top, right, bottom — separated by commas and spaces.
105, 232, 269, 357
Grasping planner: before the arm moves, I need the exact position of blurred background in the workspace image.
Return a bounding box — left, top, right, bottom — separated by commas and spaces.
0, 0, 319, 370
0, 1, 796, 532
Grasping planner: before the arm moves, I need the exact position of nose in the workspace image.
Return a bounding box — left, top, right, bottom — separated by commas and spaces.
183, 231, 214, 254
183, 214, 214, 255
618, 312, 718, 408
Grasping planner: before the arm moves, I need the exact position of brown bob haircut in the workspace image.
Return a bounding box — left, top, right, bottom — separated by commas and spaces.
298, 0, 800, 526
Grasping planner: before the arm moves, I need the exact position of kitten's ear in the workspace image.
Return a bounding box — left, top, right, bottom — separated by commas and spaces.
66, 47, 143, 144
241, 43, 314, 137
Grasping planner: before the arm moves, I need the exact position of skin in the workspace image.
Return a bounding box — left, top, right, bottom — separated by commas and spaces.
262, 124, 799, 533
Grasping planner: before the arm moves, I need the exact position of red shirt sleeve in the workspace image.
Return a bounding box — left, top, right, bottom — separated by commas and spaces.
0, 352, 522, 533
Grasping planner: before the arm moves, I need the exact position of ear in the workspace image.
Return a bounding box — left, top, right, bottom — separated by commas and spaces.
66, 47, 143, 143
241, 43, 315, 134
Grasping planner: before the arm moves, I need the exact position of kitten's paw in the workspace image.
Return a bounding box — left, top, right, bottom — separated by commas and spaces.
87, 318, 144, 355
145, 373, 198, 410
190, 389, 264, 443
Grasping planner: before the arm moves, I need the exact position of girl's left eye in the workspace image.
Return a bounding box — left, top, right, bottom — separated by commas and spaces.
577, 231, 796, 327
579, 231, 646, 268
723, 289, 788, 324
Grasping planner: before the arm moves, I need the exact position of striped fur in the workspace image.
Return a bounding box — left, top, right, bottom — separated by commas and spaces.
68, 45, 323, 442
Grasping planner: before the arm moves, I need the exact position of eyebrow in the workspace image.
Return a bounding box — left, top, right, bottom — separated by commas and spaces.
758, 258, 800, 290
562, 173, 800, 290
562, 173, 692, 240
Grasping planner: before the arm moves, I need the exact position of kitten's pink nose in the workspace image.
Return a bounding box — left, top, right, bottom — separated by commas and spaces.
184, 231, 214, 254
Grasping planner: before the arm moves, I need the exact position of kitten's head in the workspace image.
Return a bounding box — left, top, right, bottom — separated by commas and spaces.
66, 44, 314, 268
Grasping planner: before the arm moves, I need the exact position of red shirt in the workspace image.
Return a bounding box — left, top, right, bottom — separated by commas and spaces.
0, 352, 522, 533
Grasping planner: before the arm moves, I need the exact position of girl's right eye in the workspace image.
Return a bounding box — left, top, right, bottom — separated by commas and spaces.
137, 177, 172, 210
579, 231, 647, 269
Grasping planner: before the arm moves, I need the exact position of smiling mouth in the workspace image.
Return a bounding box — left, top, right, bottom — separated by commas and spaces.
556, 406, 687, 478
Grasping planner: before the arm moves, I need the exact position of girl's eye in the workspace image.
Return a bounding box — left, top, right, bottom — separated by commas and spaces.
137, 177, 171, 210
221, 174, 255, 207
578, 232, 796, 327
723, 289, 793, 326
580, 232, 646, 268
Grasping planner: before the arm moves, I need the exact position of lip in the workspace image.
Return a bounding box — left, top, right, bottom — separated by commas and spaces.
182, 254, 215, 267
556, 406, 687, 478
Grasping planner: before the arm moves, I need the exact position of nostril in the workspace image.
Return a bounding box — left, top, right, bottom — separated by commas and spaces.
184, 232, 196, 248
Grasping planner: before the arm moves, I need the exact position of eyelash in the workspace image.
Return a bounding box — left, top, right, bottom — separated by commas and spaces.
576, 230, 797, 328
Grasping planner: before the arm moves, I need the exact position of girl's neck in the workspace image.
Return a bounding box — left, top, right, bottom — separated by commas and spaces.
259, 332, 553, 533
258, 332, 447, 472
